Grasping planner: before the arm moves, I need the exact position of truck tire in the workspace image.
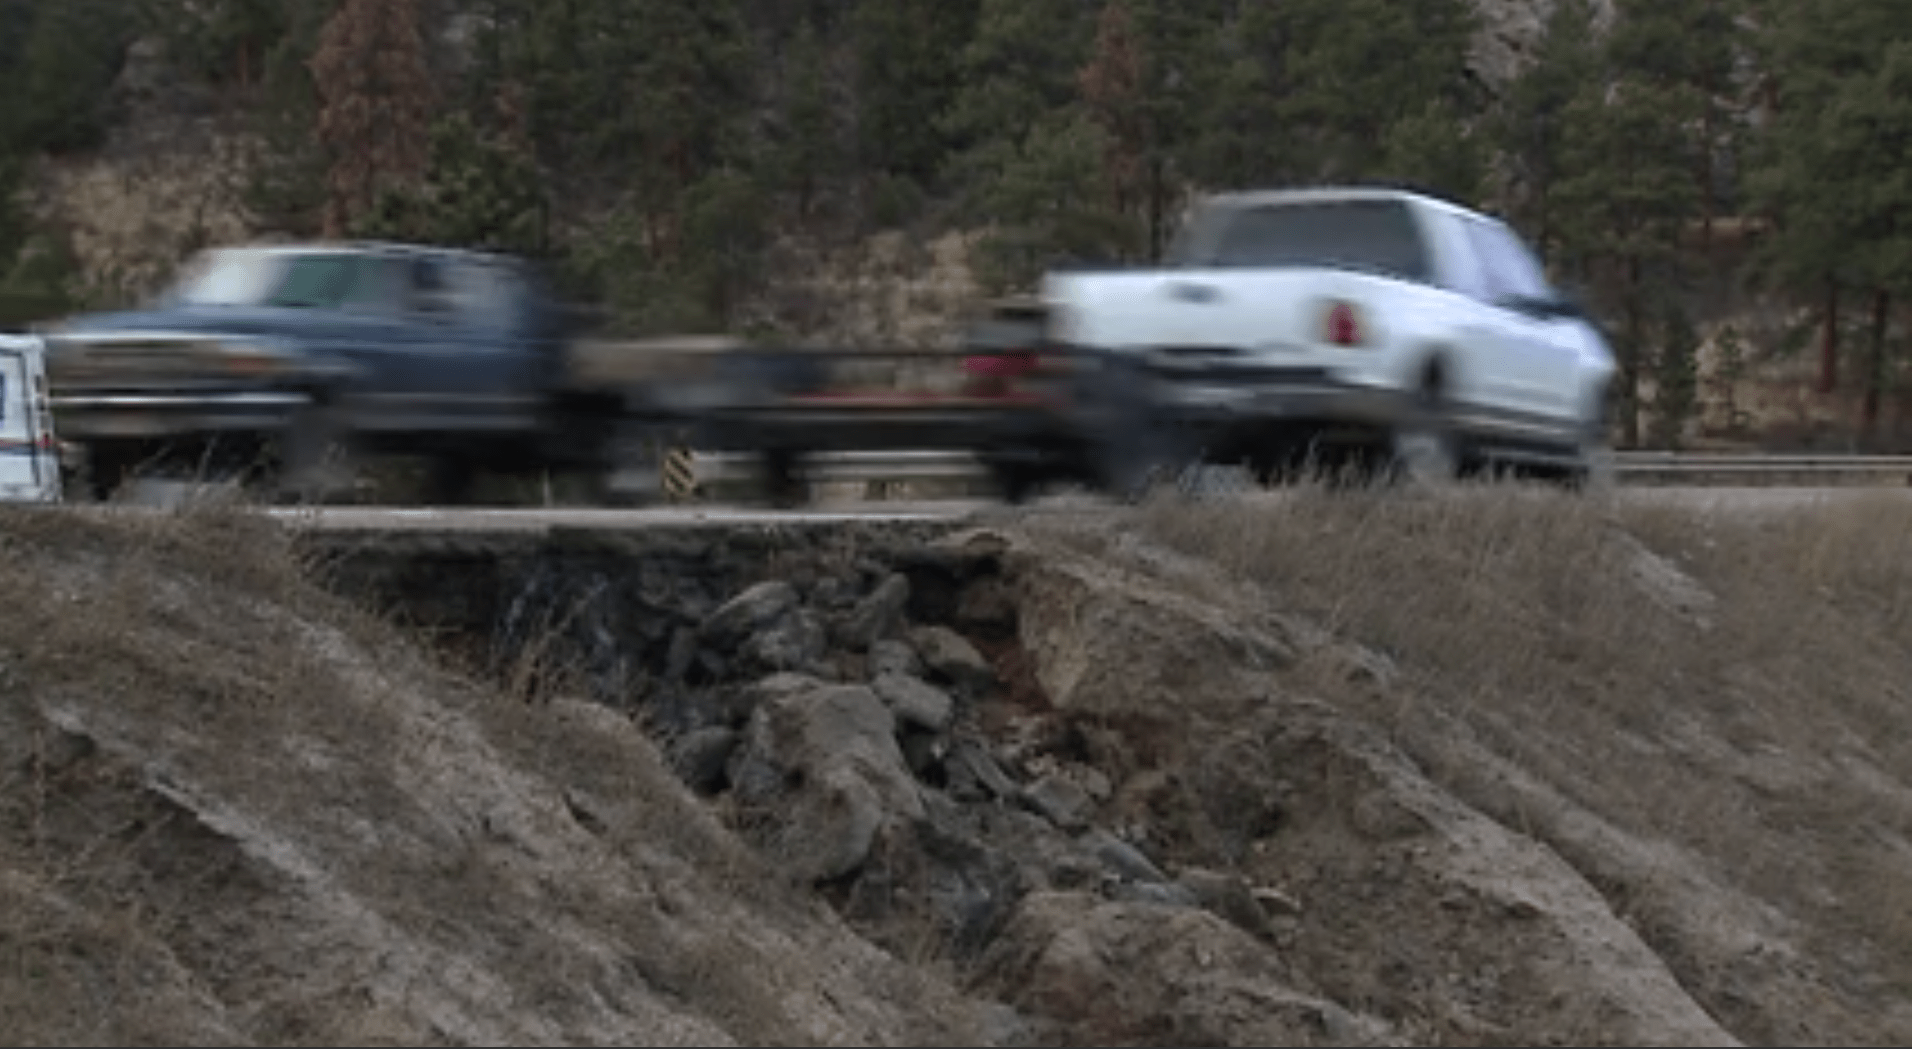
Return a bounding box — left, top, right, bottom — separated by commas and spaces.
1082, 353, 1198, 502
1387, 371, 1461, 488
423, 456, 479, 506
762, 447, 809, 509
988, 460, 1044, 504
1564, 389, 1616, 494
82, 439, 146, 502
274, 397, 356, 505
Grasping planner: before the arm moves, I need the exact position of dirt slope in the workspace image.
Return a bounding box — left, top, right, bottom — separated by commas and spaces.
0, 506, 1002, 1047
3, 487, 1911, 1046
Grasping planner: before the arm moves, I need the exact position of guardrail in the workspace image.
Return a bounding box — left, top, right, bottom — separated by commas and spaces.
1610, 451, 1912, 477
682, 449, 1912, 496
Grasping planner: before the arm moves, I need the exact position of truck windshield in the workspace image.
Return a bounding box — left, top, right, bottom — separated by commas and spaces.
1169, 198, 1433, 283
164, 248, 371, 310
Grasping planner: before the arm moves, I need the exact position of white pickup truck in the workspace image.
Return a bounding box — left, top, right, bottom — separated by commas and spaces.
1013, 185, 1618, 495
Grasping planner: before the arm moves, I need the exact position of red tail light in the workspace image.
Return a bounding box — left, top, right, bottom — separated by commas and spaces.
1323, 300, 1367, 348
964, 351, 1037, 378
964, 349, 1043, 398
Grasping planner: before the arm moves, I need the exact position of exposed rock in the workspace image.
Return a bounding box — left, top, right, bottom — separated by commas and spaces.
1005, 538, 1299, 741
669, 726, 739, 796
867, 637, 923, 679
729, 682, 925, 882
1175, 867, 1277, 940
910, 624, 997, 696
949, 738, 1022, 802
977, 891, 1406, 1047
955, 574, 1020, 635
664, 625, 699, 681
1021, 775, 1094, 831
872, 672, 956, 732
740, 608, 829, 673
1081, 829, 1168, 886
836, 572, 912, 649
700, 580, 800, 643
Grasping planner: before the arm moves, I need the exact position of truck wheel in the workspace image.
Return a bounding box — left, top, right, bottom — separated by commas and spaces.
274, 399, 356, 505
83, 439, 145, 502
1082, 354, 1200, 502
762, 448, 809, 509
423, 456, 479, 506
989, 461, 1045, 505
1564, 395, 1616, 494
1387, 377, 1461, 488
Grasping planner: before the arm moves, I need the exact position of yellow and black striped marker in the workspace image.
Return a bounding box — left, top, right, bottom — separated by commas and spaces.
662, 447, 700, 502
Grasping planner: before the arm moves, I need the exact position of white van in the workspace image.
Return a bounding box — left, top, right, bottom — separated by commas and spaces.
0, 335, 64, 503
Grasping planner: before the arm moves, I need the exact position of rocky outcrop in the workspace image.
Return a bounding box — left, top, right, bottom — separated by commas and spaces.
311, 516, 1754, 1047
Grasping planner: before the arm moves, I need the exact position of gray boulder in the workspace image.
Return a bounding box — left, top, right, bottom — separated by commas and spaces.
836, 573, 912, 649
868, 638, 923, 679
729, 681, 926, 882
910, 625, 997, 696
700, 580, 800, 643
872, 672, 956, 733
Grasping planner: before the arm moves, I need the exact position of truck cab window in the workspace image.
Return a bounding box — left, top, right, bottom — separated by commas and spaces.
1464, 219, 1556, 306
266, 253, 358, 309
442, 261, 519, 330
1209, 200, 1432, 283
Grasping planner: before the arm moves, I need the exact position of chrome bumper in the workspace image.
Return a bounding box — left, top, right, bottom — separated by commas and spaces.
1153, 374, 1411, 427
51, 390, 313, 439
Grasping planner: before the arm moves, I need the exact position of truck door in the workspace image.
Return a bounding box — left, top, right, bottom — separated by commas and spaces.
0, 336, 61, 502
395, 256, 544, 433
1456, 217, 1584, 427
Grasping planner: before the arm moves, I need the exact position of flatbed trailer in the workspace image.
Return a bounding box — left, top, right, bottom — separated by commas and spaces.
675, 338, 1090, 505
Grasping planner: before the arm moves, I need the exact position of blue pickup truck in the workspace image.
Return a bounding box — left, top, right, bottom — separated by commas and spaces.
42, 240, 829, 502
41, 238, 1089, 505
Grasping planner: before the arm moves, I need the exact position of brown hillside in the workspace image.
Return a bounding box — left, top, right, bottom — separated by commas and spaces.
1, 486, 1910, 1045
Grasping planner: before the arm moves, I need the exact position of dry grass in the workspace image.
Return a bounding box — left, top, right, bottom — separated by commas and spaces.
1105, 480, 1912, 1043
0, 501, 1000, 1047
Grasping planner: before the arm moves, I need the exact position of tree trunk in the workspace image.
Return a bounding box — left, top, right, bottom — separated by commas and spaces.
1819, 281, 1840, 394
1621, 255, 1644, 448
1862, 288, 1889, 444
1147, 154, 1167, 261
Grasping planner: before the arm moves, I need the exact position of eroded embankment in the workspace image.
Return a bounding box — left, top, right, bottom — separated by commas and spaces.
4, 489, 1912, 1047
309, 489, 1912, 1048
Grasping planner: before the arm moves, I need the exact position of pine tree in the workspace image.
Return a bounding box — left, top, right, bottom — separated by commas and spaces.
1653, 301, 1702, 447
970, 108, 1133, 293
1810, 38, 1912, 437
1190, 0, 1479, 190
244, 0, 337, 236
1186, 5, 1299, 191
1745, 0, 1912, 404
1493, 0, 1606, 258
1377, 98, 1486, 206
850, 0, 979, 191
163, 0, 288, 88
940, 0, 1093, 193
308, 0, 439, 237
774, 18, 843, 219
11, 0, 141, 154
1122, 0, 1232, 255
1078, 1, 1148, 222
1273, 0, 1481, 181
1551, 84, 1697, 446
